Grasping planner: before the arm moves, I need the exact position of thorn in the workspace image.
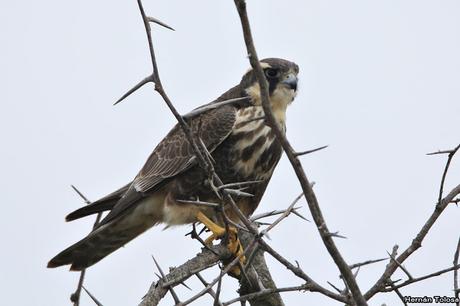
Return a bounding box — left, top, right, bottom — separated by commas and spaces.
292, 210, 309, 222
295, 145, 328, 157
151, 254, 166, 277
327, 231, 347, 239
176, 199, 220, 208
326, 281, 342, 293
82, 286, 104, 306
223, 188, 254, 198
426, 149, 456, 156
70, 185, 91, 204
179, 281, 192, 291
147, 16, 175, 31
349, 257, 387, 269
114, 75, 153, 105
217, 180, 263, 191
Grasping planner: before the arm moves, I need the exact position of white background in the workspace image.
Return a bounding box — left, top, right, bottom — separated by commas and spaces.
1, 0, 459, 305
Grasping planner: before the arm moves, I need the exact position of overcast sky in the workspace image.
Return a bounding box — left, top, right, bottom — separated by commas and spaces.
1, 0, 460, 305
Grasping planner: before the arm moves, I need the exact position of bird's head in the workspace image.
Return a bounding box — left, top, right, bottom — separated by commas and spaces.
241, 58, 299, 108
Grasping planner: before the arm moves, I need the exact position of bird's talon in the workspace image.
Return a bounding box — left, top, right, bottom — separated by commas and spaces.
196, 212, 246, 277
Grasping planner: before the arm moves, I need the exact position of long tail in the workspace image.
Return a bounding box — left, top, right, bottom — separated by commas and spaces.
48, 205, 160, 270
65, 183, 131, 222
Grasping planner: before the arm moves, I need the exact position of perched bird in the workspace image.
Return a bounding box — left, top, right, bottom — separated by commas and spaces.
48, 58, 299, 271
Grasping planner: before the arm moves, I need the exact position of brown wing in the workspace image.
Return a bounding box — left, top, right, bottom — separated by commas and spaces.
134, 104, 237, 192
96, 104, 237, 227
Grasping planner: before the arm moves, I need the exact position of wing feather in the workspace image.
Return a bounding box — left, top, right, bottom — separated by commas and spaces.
133, 104, 236, 192
96, 104, 236, 227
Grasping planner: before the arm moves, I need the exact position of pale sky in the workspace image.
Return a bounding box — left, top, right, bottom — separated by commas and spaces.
1, 0, 460, 305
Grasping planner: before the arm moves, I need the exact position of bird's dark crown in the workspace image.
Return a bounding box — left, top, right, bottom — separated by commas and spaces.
240, 58, 299, 95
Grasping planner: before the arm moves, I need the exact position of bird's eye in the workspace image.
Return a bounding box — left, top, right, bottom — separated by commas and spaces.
265, 68, 279, 78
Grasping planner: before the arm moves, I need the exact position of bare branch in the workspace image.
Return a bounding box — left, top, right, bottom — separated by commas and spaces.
177, 239, 259, 306
382, 264, 460, 291
365, 183, 460, 298
349, 258, 387, 270
260, 193, 303, 235
259, 240, 348, 303
195, 273, 224, 306
386, 250, 413, 280
151, 255, 181, 304
386, 281, 408, 306
224, 284, 309, 305
139, 244, 231, 306
233, 1, 366, 303
430, 144, 460, 204
454, 237, 460, 305
250, 207, 308, 222
217, 180, 263, 191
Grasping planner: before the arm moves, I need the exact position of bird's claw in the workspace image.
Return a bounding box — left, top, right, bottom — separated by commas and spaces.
196, 212, 246, 277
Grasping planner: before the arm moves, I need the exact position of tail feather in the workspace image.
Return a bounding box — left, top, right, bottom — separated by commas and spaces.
65, 200, 115, 222
66, 183, 131, 222
48, 218, 155, 270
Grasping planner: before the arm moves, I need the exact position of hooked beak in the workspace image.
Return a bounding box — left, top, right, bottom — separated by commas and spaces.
282, 73, 298, 91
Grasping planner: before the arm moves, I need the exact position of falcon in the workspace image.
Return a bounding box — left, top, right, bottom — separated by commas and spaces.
48, 58, 299, 272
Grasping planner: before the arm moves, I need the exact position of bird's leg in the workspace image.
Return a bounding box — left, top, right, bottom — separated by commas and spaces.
196, 211, 246, 276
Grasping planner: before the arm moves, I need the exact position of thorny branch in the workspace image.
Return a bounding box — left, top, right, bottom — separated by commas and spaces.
123, 1, 292, 305
365, 145, 460, 300
454, 237, 460, 306
233, 0, 367, 305
71, 0, 460, 305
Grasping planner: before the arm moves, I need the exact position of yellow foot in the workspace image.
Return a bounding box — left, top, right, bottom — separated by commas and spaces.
196, 212, 246, 277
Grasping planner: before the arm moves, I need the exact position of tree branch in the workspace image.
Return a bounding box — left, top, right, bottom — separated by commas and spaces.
365, 184, 460, 299
233, 1, 366, 304
139, 244, 231, 306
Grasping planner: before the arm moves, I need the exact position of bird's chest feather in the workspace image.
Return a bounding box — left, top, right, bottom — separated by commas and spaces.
213, 106, 284, 182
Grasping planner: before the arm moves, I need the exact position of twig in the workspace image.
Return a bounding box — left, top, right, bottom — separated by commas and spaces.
251, 207, 308, 222
233, 1, 367, 304
327, 281, 343, 294
386, 250, 413, 280
223, 284, 309, 305
349, 258, 387, 270
177, 239, 259, 306
259, 240, 347, 303
151, 255, 181, 304
260, 193, 303, 235
431, 144, 460, 205
69, 185, 103, 306
382, 264, 460, 291
454, 237, 460, 306
196, 273, 224, 306
217, 180, 263, 191
387, 281, 407, 306
139, 243, 231, 306
365, 151, 460, 300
